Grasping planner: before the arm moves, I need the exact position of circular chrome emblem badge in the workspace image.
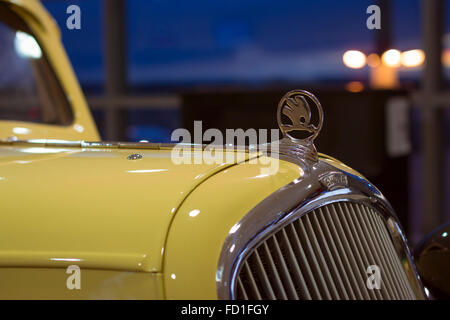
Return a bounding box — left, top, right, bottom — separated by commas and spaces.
277, 90, 324, 144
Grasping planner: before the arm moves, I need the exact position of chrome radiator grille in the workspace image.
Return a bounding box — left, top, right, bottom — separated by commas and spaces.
235, 201, 416, 300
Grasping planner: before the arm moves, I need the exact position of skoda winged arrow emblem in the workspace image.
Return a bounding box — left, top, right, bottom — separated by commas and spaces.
277, 90, 324, 144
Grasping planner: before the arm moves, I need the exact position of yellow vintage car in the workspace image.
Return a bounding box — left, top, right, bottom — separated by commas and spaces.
0, 0, 439, 300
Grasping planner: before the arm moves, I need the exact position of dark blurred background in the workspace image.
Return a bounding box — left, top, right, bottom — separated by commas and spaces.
41, 0, 449, 243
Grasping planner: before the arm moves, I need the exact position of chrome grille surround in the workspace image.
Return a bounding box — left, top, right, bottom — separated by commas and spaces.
235, 201, 416, 299
216, 159, 426, 300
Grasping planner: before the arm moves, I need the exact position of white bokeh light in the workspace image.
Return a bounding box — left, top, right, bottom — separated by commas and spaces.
14, 31, 42, 59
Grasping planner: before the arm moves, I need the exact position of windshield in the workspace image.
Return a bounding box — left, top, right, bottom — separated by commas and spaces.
0, 3, 73, 125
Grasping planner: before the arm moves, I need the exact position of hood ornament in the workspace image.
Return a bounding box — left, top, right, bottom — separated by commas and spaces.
276, 90, 324, 163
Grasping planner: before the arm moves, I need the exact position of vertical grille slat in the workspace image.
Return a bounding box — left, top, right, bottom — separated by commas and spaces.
328, 204, 371, 299
315, 208, 354, 299
319, 207, 360, 299
261, 242, 288, 299
252, 248, 277, 299
340, 203, 383, 300
285, 223, 322, 299
243, 261, 262, 299
295, 218, 332, 299
235, 201, 418, 300
279, 229, 312, 299
310, 211, 349, 299
268, 236, 299, 299
370, 213, 406, 298
303, 214, 340, 299
237, 277, 249, 300
366, 209, 409, 299
350, 204, 393, 299
372, 213, 416, 299
358, 205, 400, 299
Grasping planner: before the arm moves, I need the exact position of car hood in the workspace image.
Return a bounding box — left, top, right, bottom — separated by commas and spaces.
0, 143, 254, 272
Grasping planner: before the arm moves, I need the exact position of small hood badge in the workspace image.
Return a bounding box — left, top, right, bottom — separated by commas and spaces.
319, 171, 348, 191
127, 153, 143, 160
276, 90, 324, 163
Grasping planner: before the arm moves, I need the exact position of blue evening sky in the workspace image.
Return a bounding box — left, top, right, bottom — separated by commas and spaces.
42, 0, 449, 86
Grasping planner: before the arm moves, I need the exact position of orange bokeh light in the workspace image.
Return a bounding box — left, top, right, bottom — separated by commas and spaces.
367, 53, 381, 68
345, 81, 364, 92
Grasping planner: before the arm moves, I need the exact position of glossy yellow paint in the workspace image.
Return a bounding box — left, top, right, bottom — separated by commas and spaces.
0, 0, 370, 300
163, 154, 367, 299
0, 144, 251, 273
163, 157, 303, 299
0, 141, 364, 299
0, 268, 163, 300
0, 0, 99, 141
318, 152, 366, 179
